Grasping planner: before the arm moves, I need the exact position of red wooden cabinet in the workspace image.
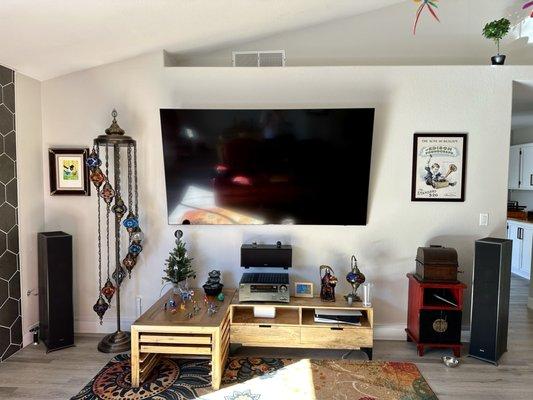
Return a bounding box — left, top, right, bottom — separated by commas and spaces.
406, 273, 467, 357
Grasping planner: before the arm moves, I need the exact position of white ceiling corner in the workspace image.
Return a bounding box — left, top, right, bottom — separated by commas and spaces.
0, 0, 407, 80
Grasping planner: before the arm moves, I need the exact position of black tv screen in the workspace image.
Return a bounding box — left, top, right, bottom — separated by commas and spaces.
160, 108, 374, 225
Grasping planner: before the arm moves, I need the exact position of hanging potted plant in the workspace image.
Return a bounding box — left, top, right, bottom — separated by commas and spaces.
482, 18, 511, 65
162, 230, 196, 295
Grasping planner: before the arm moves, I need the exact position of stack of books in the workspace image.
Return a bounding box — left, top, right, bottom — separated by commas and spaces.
314, 308, 363, 326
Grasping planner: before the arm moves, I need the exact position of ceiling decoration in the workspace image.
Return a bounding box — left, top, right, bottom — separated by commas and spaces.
413, 0, 440, 35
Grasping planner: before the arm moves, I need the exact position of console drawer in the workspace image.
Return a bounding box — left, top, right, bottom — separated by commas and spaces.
300, 326, 372, 348
231, 325, 300, 346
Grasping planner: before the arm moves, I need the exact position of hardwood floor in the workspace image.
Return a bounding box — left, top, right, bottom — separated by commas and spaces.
0, 276, 531, 399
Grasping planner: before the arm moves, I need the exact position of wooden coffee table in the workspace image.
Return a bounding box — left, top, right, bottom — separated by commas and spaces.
130, 288, 235, 390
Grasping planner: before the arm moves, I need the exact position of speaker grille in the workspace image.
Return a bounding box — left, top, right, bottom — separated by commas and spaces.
233, 52, 259, 67
232, 51, 285, 67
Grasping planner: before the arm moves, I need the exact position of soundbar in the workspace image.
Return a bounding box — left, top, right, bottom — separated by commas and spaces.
240, 244, 292, 269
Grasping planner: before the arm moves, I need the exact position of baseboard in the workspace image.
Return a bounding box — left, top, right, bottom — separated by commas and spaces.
373, 324, 406, 340
528, 296, 533, 310
374, 324, 470, 342
22, 332, 34, 348
75, 316, 137, 333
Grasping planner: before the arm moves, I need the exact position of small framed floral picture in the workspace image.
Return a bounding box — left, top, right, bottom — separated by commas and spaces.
294, 282, 314, 298
49, 148, 91, 195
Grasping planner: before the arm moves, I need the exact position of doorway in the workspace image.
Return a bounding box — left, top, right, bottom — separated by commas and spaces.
508, 81, 533, 310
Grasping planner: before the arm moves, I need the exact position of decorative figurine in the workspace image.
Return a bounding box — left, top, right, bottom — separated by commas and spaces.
319, 265, 338, 302
203, 270, 224, 296
345, 255, 366, 303
193, 301, 201, 315
207, 302, 218, 316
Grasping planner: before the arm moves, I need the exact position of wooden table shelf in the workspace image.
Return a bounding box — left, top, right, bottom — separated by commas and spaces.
232, 306, 300, 326
230, 294, 374, 359
131, 288, 236, 390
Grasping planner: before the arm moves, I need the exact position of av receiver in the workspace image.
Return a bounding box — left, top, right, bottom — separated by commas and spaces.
239, 273, 290, 303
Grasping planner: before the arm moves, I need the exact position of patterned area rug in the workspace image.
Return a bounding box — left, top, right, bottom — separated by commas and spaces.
71, 355, 438, 400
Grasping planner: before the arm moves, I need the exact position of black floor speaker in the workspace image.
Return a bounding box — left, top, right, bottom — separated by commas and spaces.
469, 237, 512, 365
38, 231, 74, 352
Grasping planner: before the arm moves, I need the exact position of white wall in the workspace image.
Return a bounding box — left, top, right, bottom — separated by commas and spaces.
15, 73, 44, 346
41, 52, 526, 338
511, 126, 533, 146
170, 0, 533, 67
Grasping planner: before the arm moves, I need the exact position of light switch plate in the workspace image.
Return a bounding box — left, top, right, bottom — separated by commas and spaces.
479, 213, 489, 226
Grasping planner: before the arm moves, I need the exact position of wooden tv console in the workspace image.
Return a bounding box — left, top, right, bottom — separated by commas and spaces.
229, 295, 374, 359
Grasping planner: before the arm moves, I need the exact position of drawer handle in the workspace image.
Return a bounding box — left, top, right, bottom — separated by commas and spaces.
258, 324, 271, 328
330, 327, 344, 331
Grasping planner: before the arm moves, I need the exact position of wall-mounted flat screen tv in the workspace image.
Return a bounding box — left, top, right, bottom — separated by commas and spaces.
160, 108, 374, 225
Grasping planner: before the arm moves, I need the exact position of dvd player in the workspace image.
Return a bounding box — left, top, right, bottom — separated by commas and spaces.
239, 273, 289, 303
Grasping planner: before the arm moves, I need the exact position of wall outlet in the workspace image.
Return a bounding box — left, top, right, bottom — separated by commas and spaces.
479, 213, 489, 226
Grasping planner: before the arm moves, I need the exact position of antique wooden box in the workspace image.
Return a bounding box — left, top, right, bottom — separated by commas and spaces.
415, 246, 459, 282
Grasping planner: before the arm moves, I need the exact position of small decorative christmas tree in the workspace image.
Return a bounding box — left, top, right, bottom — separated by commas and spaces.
163, 230, 195, 285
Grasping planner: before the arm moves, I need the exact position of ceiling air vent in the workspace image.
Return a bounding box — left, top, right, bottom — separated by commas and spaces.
232, 50, 286, 67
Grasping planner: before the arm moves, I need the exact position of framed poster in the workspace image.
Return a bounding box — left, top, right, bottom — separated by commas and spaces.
411, 133, 467, 202
49, 148, 91, 195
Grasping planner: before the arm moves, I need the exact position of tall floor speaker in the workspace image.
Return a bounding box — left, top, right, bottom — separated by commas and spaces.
38, 231, 74, 352
469, 237, 512, 365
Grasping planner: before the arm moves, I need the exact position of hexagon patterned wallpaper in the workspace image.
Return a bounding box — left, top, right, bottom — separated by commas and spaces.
0, 65, 21, 362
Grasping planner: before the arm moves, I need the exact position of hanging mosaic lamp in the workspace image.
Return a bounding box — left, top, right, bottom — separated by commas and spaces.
123, 212, 139, 233
91, 110, 144, 353
112, 266, 127, 286
131, 227, 144, 243
90, 167, 106, 188
129, 242, 143, 256
112, 197, 127, 220
123, 252, 137, 276
524, 2, 533, 17
86, 148, 102, 170
93, 296, 109, 324
101, 277, 116, 303
100, 181, 115, 204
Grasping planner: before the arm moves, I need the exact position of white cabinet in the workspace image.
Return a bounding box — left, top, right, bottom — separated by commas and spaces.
508, 145, 521, 190
508, 221, 522, 271
507, 220, 532, 280
520, 228, 533, 279
508, 143, 533, 190
521, 146, 533, 190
